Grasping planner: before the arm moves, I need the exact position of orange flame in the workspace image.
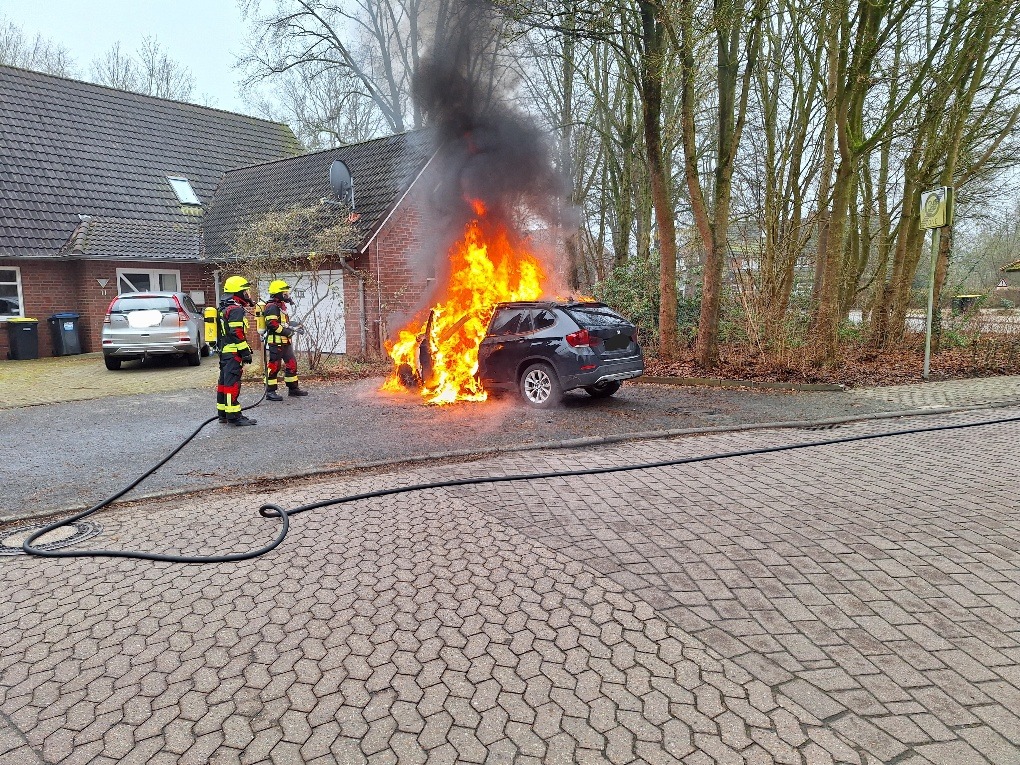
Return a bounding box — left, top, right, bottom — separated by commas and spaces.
383, 205, 546, 404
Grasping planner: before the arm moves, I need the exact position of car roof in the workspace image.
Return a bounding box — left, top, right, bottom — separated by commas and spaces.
114, 292, 183, 298
492, 300, 610, 310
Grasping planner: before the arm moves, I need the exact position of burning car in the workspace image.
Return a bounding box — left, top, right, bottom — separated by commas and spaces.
396, 300, 644, 408
383, 200, 644, 407
477, 300, 644, 407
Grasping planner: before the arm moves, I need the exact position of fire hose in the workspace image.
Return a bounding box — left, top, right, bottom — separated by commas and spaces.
20, 380, 1020, 563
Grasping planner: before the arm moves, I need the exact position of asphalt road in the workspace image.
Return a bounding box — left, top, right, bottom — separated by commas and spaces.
0, 377, 910, 520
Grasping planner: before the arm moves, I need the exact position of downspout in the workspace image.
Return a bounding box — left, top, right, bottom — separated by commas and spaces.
212, 269, 221, 303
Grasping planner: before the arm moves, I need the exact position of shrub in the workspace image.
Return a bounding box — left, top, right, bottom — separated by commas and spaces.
592, 256, 663, 349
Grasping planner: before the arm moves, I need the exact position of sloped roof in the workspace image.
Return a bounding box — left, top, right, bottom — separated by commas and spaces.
0, 65, 300, 259
202, 130, 434, 259
1000, 259, 1020, 272
63, 216, 203, 261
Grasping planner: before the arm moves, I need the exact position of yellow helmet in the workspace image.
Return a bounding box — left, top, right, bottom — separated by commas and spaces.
269, 279, 291, 296
223, 275, 251, 293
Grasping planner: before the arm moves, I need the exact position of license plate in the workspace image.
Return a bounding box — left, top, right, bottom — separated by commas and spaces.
603, 333, 630, 351
127, 310, 163, 328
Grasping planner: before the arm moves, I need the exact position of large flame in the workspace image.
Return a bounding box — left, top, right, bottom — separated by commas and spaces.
383, 202, 546, 404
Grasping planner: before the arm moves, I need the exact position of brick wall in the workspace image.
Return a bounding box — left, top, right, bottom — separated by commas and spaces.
360, 181, 448, 358
0, 259, 215, 360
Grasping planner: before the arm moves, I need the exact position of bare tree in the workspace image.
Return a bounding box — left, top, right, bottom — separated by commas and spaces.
0, 17, 76, 76
246, 61, 389, 148
240, 0, 457, 135
91, 42, 139, 92
91, 37, 194, 100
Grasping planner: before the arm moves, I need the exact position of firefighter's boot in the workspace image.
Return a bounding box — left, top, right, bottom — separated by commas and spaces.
288, 386, 309, 397
266, 389, 284, 402
229, 415, 258, 426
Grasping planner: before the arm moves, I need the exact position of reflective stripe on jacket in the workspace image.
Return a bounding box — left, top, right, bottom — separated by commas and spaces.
263, 299, 294, 345
218, 299, 251, 355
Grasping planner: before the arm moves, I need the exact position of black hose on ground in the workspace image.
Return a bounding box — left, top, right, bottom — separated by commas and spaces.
21, 391, 1020, 564
23, 340, 272, 563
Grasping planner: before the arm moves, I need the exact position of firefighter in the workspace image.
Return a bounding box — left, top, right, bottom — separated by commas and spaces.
263, 279, 309, 401
217, 275, 258, 426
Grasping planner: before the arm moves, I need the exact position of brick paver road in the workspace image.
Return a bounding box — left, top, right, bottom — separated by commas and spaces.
2, 407, 1019, 763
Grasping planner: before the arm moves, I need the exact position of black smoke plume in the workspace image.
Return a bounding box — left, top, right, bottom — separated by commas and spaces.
413, 0, 569, 237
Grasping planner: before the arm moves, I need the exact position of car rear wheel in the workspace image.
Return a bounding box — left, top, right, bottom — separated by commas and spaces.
584, 380, 621, 398
104, 356, 121, 371
519, 363, 562, 408
186, 350, 201, 366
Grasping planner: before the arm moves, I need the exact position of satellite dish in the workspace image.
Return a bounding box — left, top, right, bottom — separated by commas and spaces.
328, 159, 355, 208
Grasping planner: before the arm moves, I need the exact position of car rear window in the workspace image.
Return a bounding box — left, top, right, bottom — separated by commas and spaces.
111, 296, 178, 313
566, 305, 630, 329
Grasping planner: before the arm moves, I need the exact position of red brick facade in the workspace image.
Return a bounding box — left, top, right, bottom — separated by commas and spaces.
3, 178, 444, 363
1, 259, 214, 360
349, 183, 448, 358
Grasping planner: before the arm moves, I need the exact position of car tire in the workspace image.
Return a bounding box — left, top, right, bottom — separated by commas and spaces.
584, 380, 622, 398
200, 344, 211, 358
519, 363, 562, 408
186, 350, 201, 367
104, 356, 121, 371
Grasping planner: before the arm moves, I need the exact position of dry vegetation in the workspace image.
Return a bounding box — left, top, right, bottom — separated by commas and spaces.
646, 334, 1020, 387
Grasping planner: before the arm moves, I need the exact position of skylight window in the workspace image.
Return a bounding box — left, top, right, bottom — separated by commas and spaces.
167, 176, 201, 206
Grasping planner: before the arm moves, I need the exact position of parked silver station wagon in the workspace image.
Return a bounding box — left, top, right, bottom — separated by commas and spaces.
101, 292, 210, 370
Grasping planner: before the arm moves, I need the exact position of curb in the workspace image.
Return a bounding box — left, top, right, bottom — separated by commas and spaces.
5, 396, 1020, 526
640, 376, 846, 392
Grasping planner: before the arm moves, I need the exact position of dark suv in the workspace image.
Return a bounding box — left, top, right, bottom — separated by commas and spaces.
477, 301, 644, 407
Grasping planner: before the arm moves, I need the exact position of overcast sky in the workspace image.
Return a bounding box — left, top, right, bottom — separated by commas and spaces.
2, 0, 257, 115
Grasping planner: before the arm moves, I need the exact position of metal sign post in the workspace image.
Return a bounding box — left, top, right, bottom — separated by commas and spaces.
919, 186, 954, 380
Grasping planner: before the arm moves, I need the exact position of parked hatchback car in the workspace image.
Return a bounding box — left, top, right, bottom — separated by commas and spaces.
477, 300, 644, 407
101, 292, 210, 370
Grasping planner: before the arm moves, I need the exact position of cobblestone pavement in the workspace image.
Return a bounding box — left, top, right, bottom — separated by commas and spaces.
2, 406, 1019, 763
849, 376, 1020, 410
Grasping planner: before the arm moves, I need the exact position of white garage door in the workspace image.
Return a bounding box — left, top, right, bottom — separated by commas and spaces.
260, 270, 346, 355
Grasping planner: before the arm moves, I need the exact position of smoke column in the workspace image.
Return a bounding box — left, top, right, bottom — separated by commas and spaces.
412, 0, 571, 272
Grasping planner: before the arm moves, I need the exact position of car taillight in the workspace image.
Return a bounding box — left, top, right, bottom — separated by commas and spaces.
103, 297, 119, 324
172, 295, 189, 326
565, 328, 592, 347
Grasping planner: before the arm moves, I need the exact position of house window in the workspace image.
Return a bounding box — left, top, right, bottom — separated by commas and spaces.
0, 267, 24, 319
167, 176, 201, 206
117, 269, 181, 294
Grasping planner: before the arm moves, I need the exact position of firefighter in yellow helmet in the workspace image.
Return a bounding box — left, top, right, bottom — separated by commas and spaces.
216, 275, 257, 426
263, 279, 309, 401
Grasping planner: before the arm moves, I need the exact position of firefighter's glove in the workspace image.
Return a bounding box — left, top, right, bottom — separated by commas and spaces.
240, 350, 254, 365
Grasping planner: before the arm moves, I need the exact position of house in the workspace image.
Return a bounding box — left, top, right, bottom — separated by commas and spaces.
999, 258, 1020, 286
202, 131, 437, 357
0, 65, 300, 359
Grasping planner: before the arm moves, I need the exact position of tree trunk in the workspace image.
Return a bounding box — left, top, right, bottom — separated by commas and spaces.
640, 1, 679, 358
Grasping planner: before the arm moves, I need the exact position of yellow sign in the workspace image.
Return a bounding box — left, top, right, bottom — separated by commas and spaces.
919, 186, 953, 230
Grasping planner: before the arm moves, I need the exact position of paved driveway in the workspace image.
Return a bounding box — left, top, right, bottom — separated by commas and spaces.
5, 354, 1020, 521
0, 353, 216, 409
1, 407, 1018, 763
